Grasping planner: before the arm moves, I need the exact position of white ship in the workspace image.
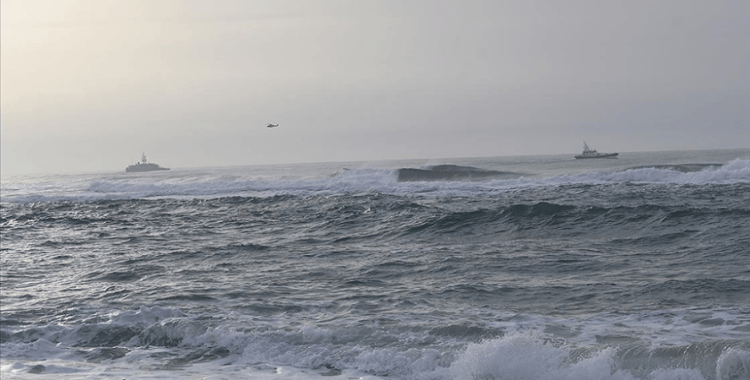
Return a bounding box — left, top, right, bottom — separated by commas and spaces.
126, 153, 170, 172
574, 142, 618, 159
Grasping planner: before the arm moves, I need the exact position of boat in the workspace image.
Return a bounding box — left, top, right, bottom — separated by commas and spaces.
574, 142, 618, 159
126, 153, 170, 172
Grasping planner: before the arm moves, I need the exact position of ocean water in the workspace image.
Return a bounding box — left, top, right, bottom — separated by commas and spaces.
1, 149, 749, 380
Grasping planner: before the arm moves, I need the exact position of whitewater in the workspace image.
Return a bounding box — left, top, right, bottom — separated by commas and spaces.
1, 149, 749, 379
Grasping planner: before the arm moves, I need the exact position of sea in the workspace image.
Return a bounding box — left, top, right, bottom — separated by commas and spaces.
1, 148, 749, 380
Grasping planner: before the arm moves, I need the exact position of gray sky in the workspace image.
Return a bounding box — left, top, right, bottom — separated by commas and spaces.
2, 0, 749, 176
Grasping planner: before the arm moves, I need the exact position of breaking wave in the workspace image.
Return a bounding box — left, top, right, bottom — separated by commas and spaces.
396, 164, 524, 182
1, 160, 748, 203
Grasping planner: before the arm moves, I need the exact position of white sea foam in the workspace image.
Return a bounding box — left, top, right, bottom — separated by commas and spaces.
449, 333, 632, 380
8, 331, 742, 380
3, 305, 748, 380
716, 349, 750, 380
602, 159, 750, 184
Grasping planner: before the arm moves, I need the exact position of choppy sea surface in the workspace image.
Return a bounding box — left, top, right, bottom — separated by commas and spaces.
1, 149, 749, 380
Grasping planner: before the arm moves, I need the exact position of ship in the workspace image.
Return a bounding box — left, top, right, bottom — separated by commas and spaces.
574, 142, 618, 159
126, 153, 170, 172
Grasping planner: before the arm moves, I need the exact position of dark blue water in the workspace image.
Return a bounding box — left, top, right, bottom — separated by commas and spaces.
2, 150, 749, 379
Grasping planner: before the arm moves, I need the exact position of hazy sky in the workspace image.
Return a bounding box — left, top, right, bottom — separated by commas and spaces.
2, 0, 749, 176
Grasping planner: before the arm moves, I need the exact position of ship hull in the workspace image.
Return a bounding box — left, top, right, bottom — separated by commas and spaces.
574, 153, 619, 159
125, 165, 170, 173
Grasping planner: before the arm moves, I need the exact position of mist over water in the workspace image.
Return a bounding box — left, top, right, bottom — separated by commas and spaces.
2, 149, 749, 379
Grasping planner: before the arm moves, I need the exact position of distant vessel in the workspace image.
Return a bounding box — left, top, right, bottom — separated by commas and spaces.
574, 142, 618, 159
267, 123, 279, 128
126, 153, 170, 172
